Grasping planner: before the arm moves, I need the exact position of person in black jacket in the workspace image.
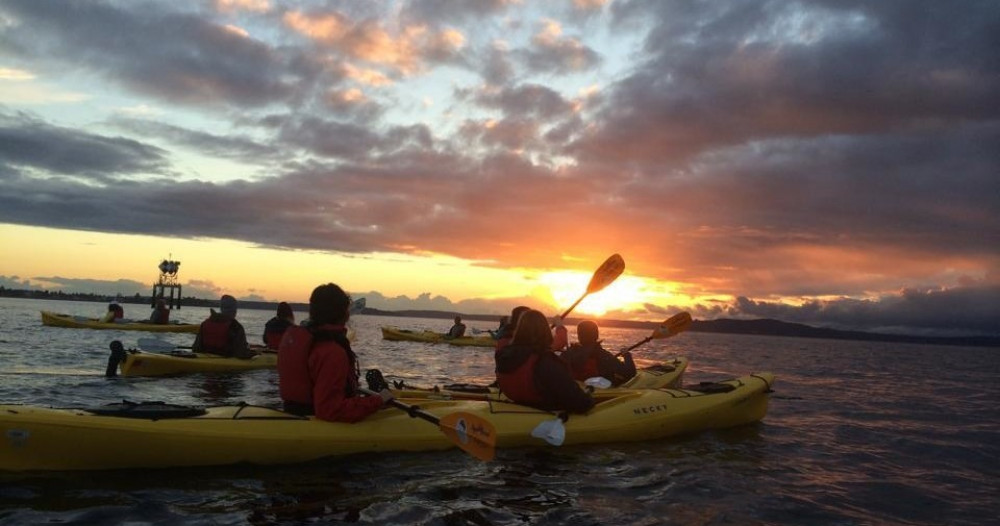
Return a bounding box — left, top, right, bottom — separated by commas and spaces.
263, 301, 295, 350
495, 309, 594, 414
562, 320, 637, 386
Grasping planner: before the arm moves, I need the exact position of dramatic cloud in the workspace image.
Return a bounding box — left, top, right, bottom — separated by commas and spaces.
0, 0, 316, 109
0, 110, 171, 181
0, 0, 997, 336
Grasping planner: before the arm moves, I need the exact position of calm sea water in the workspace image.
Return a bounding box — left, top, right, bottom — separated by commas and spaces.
0, 297, 997, 525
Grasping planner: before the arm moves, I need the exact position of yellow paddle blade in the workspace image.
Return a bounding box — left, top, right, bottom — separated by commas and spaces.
651, 312, 693, 339
439, 411, 497, 462
586, 253, 625, 294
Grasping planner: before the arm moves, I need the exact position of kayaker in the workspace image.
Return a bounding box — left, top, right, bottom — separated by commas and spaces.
192, 295, 254, 359
562, 320, 637, 386
100, 303, 124, 323
551, 316, 568, 352
495, 309, 594, 414
278, 283, 393, 422
263, 301, 295, 350
446, 316, 466, 339
149, 298, 170, 324
488, 316, 508, 340
495, 305, 531, 353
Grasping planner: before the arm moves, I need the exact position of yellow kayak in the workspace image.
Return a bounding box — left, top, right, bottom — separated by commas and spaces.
41, 310, 199, 334
381, 326, 496, 347
112, 326, 357, 377
0, 372, 774, 471
112, 348, 276, 377
389, 357, 689, 399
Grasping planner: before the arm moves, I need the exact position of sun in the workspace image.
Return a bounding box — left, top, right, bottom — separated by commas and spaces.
539, 271, 655, 317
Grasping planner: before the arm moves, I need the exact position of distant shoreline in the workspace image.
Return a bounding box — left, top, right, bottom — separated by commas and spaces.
4, 288, 998, 348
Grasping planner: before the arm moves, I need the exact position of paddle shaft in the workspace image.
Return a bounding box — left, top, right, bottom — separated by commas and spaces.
358, 387, 440, 425
553, 254, 626, 324
619, 337, 652, 355
614, 312, 693, 357
556, 294, 586, 321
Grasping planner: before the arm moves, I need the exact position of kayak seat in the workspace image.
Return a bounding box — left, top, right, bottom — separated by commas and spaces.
87, 400, 207, 419
441, 383, 492, 394
642, 363, 678, 374
688, 381, 737, 394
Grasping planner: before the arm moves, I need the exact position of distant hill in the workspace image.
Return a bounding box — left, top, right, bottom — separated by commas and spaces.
362, 308, 999, 348
5, 289, 997, 347
686, 318, 999, 348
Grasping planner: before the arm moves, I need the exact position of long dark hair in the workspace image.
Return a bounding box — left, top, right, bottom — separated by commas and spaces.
309, 283, 350, 325
308, 283, 358, 392
511, 309, 553, 350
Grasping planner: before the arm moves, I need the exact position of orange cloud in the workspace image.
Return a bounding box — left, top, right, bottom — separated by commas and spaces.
284, 10, 465, 75
216, 0, 269, 13
342, 62, 393, 86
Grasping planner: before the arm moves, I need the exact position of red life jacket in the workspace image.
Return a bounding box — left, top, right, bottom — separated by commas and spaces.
264, 329, 283, 350
569, 353, 601, 381
112, 305, 124, 319
198, 316, 233, 354
152, 308, 169, 324
278, 324, 355, 406
495, 336, 513, 356
278, 325, 314, 406
497, 352, 544, 405
263, 317, 293, 350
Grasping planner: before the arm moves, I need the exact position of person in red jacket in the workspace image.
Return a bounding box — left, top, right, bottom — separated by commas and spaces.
192, 295, 253, 358
100, 303, 124, 323
495, 309, 594, 414
562, 320, 637, 385
149, 298, 170, 324
278, 283, 393, 422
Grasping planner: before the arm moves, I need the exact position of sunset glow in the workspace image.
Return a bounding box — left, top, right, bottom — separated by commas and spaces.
0, 1, 995, 336
540, 272, 667, 318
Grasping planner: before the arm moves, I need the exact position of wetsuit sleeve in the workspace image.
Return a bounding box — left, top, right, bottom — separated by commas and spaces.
598, 349, 637, 385
535, 356, 594, 414
311, 345, 384, 423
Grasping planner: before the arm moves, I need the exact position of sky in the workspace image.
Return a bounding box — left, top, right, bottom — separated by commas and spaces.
0, 0, 997, 338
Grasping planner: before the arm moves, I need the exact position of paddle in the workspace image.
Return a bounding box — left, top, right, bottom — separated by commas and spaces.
616, 312, 693, 356
532, 418, 567, 446
362, 370, 497, 460
555, 253, 626, 322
